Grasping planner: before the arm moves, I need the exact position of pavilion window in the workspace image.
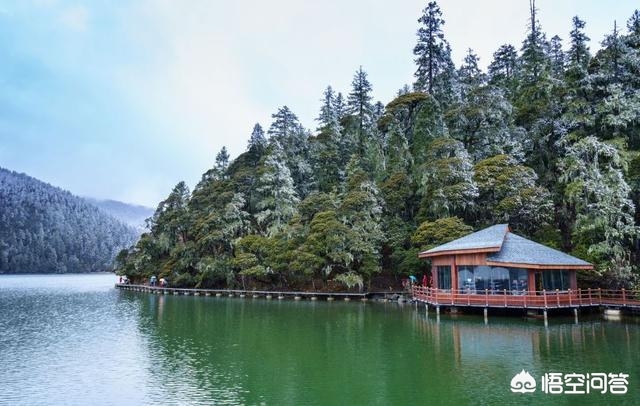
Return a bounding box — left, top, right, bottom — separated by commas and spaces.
541, 270, 570, 291
436, 266, 451, 290
457, 266, 528, 294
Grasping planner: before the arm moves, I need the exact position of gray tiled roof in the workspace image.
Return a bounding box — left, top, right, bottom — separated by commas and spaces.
487, 233, 591, 267
420, 224, 508, 255
419, 224, 592, 267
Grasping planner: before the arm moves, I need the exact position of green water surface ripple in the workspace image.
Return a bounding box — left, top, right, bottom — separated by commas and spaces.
0, 274, 638, 405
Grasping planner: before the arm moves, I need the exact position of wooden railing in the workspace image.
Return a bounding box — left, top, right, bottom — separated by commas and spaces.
411, 286, 640, 309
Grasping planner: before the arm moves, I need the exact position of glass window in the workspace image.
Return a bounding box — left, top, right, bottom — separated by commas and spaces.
474, 266, 492, 292
436, 266, 451, 290
490, 267, 510, 292
458, 266, 475, 292
509, 268, 528, 294
542, 270, 570, 291
456, 266, 529, 294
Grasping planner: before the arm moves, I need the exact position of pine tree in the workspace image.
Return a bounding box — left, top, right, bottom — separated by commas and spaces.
247, 123, 267, 161
347, 66, 374, 146
568, 16, 590, 70
547, 35, 565, 77
488, 44, 519, 96
334, 92, 346, 120
268, 106, 314, 198
317, 85, 341, 132
559, 136, 638, 287
255, 142, 300, 236
519, 0, 550, 84
458, 49, 484, 98
339, 157, 385, 282
413, 1, 449, 93
417, 137, 478, 220
268, 106, 301, 141
215, 146, 230, 174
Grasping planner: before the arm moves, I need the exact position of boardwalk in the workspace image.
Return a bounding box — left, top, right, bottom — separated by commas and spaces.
411, 286, 640, 310
116, 283, 405, 301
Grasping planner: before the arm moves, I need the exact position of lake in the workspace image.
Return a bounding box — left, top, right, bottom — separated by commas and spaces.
0, 273, 638, 405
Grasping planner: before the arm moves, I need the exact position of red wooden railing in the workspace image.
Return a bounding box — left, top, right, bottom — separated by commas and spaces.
411, 286, 640, 309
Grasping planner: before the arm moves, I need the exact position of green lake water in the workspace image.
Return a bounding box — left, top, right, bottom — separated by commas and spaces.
1, 273, 638, 405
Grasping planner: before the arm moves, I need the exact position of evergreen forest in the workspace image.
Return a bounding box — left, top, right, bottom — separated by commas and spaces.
0, 167, 139, 273
116, 2, 640, 291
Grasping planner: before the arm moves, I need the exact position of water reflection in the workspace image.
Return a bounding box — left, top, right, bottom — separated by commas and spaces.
3, 274, 638, 406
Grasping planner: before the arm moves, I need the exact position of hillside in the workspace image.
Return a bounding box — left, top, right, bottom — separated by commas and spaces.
86, 198, 153, 232
0, 167, 139, 273
116, 3, 640, 290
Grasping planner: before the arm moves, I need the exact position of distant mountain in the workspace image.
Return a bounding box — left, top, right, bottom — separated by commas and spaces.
0, 167, 139, 273
85, 198, 153, 232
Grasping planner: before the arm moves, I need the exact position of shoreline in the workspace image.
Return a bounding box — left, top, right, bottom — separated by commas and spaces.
115, 283, 408, 302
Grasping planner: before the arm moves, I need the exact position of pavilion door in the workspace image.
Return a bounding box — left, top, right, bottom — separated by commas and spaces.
534, 271, 543, 293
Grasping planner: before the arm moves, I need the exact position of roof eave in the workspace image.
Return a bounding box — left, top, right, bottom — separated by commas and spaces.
418, 246, 502, 258
485, 260, 593, 270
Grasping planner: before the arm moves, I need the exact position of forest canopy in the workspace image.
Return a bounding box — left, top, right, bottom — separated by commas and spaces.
0, 168, 138, 273
116, 2, 640, 291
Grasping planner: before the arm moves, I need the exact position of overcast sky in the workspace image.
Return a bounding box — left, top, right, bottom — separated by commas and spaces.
0, 0, 638, 207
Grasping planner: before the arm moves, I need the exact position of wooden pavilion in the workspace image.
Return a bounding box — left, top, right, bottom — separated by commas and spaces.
417, 224, 593, 295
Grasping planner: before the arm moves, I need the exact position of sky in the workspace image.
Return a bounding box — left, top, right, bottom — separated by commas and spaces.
0, 0, 638, 207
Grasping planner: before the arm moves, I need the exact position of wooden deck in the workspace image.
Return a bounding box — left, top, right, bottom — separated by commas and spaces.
115, 284, 406, 301
411, 286, 640, 310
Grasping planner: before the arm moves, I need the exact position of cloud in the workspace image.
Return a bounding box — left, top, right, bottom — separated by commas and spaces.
58, 5, 89, 32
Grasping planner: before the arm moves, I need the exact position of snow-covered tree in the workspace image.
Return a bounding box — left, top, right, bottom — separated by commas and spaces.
413, 1, 451, 93
417, 137, 478, 219
474, 154, 552, 233
559, 136, 638, 286
255, 142, 300, 236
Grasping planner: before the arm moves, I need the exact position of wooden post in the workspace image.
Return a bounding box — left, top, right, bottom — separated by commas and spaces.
569, 289, 572, 307
556, 289, 560, 307
524, 293, 527, 308
504, 289, 507, 307
483, 308, 488, 324
622, 288, 626, 306
578, 288, 582, 306
543, 289, 547, 308
573, 308, 578, 324
485, 289, 489, 307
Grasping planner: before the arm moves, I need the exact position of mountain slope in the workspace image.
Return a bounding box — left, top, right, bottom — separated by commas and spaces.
0, 167, 138, 273
85, 198, 153, 232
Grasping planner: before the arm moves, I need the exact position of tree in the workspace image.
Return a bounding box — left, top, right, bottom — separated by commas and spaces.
255, 142, 300, 236
547, 35, 565, 78
347, 66, 374, 151
268, 106, 314, 197
417, 137, 478, 220
317, 85, 342, 132
488, 44, 519, 97
150, 181, 191, 244
247, 123, 267, 162
457, 49, 485, 98
413, 1, 450, 93
568, 16, 590, 70
215, 146, 230, 174
559, 136, 638, 287
411, 217, 473, 251
474, 155, 552, 234
338, 158, 385, 283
